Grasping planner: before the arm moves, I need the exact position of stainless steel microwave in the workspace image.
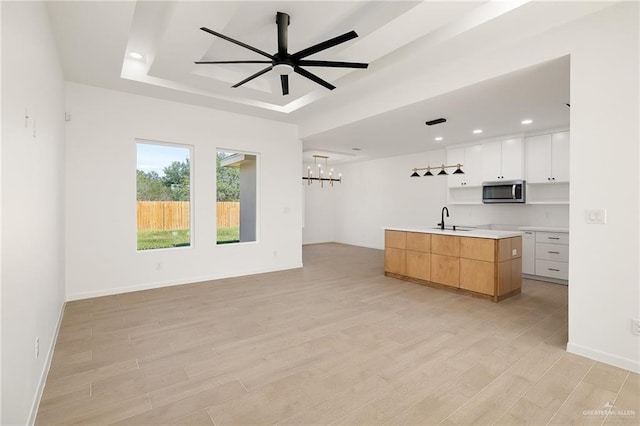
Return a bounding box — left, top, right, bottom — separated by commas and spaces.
482, 180, 526, 203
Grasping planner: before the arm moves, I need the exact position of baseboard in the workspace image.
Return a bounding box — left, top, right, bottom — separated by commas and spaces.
334, 240, 383, 250
66, 263, 304, 301
567, 341, 640, 374
522, 274, 568, 286
28, 301, 66, 425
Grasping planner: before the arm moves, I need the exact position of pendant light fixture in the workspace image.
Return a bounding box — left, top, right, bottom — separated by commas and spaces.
410, 116, 464, 177
410, 163, 464, 177
302, 155, 342, 188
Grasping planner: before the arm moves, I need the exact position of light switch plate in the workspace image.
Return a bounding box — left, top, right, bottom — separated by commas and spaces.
512, 248, 518, 256
585, 209, 606, 224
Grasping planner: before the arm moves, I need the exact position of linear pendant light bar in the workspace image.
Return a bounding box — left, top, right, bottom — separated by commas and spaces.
302, 155, 342, 188
410, 163, 464, 177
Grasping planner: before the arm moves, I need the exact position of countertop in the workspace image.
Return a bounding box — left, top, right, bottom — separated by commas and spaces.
519, 226, 569, 233
385, 227, 522, 240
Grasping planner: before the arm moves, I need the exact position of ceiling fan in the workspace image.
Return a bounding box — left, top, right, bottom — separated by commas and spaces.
195, 12, 368, 96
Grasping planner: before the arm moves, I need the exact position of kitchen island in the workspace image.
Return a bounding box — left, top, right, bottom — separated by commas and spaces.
384, 227, 523, 302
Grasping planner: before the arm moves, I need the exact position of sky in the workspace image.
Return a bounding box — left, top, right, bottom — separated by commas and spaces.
137, 142, 190, 176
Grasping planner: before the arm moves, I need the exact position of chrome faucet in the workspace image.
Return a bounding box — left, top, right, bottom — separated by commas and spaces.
439, 206, 449, 230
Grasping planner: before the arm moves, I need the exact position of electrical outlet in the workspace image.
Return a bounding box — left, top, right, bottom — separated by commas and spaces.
35, 337, 40, 358
632, 319, 640, 336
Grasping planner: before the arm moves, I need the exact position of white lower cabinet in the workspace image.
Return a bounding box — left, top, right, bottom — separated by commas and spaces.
535, 259, 569, 280
522, 231, 535, 275
535, 231, 569, 281
520, 229, 569, 282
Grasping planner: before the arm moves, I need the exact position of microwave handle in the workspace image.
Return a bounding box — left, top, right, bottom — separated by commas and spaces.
512, 184, 516, 199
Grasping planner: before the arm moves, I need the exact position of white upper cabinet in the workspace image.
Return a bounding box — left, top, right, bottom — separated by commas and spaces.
481, 138, 524, 182
551, 131, 570, 182
526, 131, 570, 183
447, 144, 483, 188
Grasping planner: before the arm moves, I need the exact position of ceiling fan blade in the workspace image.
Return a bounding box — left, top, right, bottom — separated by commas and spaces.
281, 75, 289, 95
291, 30, 358, 60
195, 60, 272, 64
200, 27, 274, 60
276, 12, 289, 56
298, 60, 368, 69
232, 66, 273, 88
294, 67, 335, 91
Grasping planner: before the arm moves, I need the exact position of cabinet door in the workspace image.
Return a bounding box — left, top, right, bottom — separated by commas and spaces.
385, 248, 406, 275
500, 138, 524, 180
481, 141, 502, 182
521, 231, 535, 275
406, 251, 430, 281
430, 254, 459, 287
446, 147, 466, 188
525, 134, 552, 183
463, 145, 483, 186
460, 258, 494, 295
551, 131, 570, 182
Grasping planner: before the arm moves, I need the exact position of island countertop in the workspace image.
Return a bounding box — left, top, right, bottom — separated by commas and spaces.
384, 227, 522, 240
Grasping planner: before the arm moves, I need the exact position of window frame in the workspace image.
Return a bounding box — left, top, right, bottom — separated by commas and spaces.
135, 139, 195, 252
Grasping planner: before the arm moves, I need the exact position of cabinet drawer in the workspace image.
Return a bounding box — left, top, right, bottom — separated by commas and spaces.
431, 235, 460, 257
406, 232, 431, 253
535, 259, 568, 280
536, 242, 569, 262
385, 230, 407, 249
535, 232, 568, 245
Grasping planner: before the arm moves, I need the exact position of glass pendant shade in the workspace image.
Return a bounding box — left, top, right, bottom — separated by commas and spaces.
453, 167, 464, 174
423, 169, 433, 176
438, 168, 448, 176
410, 170, 420, 177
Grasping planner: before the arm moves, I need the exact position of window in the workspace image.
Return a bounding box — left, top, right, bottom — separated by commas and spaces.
216, 150, 257, 244
136, 141, 192, 250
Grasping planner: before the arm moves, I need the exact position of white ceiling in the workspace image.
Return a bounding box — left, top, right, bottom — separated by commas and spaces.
46, 1, 605, 163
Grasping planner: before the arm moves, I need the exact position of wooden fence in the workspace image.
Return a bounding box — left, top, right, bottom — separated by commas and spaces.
137, 201, 239, 231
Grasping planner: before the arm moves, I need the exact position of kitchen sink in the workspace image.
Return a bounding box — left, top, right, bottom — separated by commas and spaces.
431, 226, 472, 231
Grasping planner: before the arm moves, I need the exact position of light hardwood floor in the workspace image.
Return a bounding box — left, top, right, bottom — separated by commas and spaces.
37, 243, 639, 425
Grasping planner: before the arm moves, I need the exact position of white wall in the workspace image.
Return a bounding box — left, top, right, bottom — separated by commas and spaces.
303, 2, 639, 372
301, 161, 339, 244
564, 2, 639, 373
65, 83, 301, 300
305, 149, 569, 249
1, 2, 67, 424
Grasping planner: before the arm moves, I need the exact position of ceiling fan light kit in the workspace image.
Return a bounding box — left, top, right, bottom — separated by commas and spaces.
196, 11, 368, 95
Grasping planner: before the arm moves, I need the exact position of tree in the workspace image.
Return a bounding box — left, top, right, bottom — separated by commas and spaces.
216, 153, 240, 202
136, 170, 170, 201
162, 159, 190, 201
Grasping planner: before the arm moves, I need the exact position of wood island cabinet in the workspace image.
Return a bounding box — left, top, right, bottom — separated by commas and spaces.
384, 229, 522, 302
406, 232, 431, 281
384, 230, 406, 276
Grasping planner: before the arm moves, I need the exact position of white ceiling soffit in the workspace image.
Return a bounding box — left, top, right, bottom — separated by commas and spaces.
301, 55, 571, 162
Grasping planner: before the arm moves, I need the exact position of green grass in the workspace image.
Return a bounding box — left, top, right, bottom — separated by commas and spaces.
137, 229, 191, 250
217, 227, 240, 244
137, 227, 240, 250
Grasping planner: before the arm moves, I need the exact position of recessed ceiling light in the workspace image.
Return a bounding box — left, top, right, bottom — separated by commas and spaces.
129, 51, 144, 60
473, 129, 483, 134
521, 119, 533, 125
434, 137, 443, 141
352, 147, 361, 151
